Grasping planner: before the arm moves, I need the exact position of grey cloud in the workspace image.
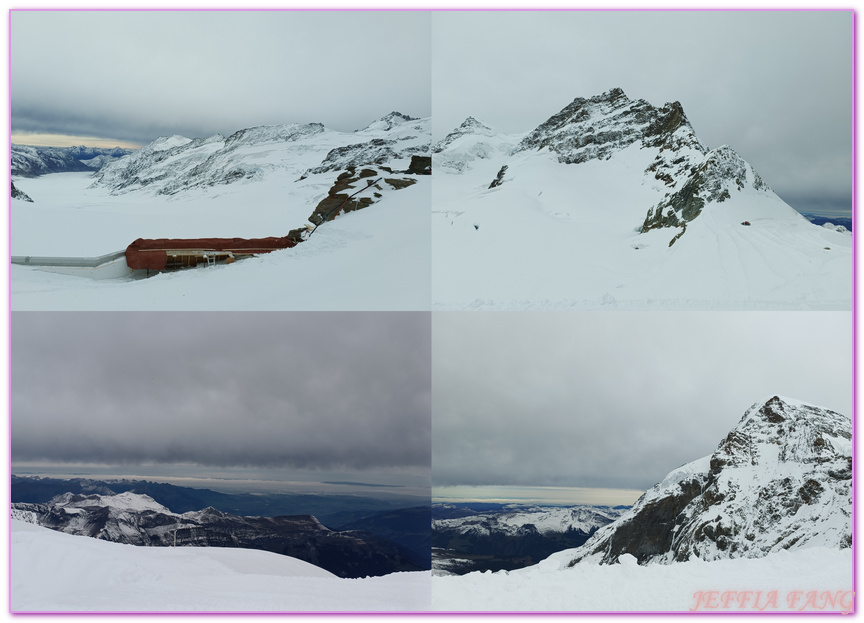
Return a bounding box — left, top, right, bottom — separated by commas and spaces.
12, 10, 431, 145
432, 312, 851, 491
12, 312, 431, 471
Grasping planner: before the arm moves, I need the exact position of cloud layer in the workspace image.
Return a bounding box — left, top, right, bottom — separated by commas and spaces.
13, 312, 431, 472
12, 11, 431, 145
432, 312, 851, 492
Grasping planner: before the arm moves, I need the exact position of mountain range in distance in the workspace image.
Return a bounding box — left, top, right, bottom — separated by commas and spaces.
12, 474, 430, 573
432, 503, 628, 575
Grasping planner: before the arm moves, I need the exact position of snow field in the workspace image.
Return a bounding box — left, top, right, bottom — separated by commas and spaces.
12, 172, 431, 310
12, 520, 431, 612
432, 547, 853, 612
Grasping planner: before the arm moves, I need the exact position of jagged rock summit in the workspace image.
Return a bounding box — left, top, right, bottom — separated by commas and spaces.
565, 396, 851, 567
514, 87, 705, 168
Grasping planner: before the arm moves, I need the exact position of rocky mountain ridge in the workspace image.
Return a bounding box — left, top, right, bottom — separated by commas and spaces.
89, 113, 430, 198
565, 396, 851, 567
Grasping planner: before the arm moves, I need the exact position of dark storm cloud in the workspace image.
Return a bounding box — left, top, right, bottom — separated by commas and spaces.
432, 10, 852, 214
12, 10, 431, 145
432, 312, 851, 492
12, 313, 431, 471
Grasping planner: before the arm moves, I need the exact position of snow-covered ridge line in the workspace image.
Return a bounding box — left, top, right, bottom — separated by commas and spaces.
433, 504, 624, 537
89, 112, 431, 197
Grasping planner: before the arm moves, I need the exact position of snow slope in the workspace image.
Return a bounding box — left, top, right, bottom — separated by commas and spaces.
432, 89, 851, 310
432, 547, 852, 612
12, 519, 431, 612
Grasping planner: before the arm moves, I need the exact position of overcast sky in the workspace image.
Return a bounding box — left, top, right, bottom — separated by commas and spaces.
11, 10, 431, 147
12, 312, 431, 491
432, 312, 852, 497
432, 10, 852, 216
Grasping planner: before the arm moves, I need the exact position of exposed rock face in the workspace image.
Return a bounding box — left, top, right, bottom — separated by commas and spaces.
12, 492, 423, 578
308, 138, 402, 176
514, 88, 706, 175
12, 181, 32, 202
306, 166, 419, 226
488, 165, 508, 189
407, 155, 431, 175
642, 145, 771, 233
566, 396, 851, 567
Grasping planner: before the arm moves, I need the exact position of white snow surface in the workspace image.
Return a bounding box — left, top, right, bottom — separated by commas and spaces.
432, 547, 852, 612
11, 519, 431, 612
432, 99, 851, 310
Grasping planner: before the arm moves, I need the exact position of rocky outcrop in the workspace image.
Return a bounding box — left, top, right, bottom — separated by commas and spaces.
642, 145, 771, 234
567, 396, 851, 567
488, 165, 508, 189
12, 181, 32, 202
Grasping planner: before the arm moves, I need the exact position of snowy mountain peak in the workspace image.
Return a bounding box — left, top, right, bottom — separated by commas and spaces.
358, 112, 420, 133
150, 135, 193, 152
433, 116, 498, 155
565, 396, 851, 567
49, 491, 174, 514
